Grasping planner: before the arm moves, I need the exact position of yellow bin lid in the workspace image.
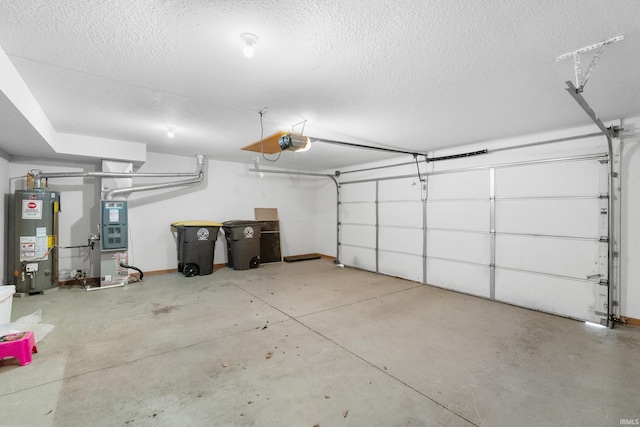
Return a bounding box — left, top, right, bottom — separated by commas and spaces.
171, 220, 223, 228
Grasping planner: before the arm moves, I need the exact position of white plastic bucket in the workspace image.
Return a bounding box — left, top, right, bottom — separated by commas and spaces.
0, 285, 16, 324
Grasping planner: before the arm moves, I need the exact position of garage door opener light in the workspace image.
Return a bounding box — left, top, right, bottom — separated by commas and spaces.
278, 133, 311, 152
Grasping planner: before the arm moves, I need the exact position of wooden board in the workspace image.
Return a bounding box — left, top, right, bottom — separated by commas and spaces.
283, 253, 322, 263
241, 131, 288, 154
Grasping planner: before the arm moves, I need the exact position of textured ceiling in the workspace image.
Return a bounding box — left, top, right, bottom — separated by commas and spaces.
0, 0, 639, 170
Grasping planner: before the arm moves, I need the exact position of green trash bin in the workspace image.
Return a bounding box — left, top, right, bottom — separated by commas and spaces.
171, 221, 222, 277
222, 221, 262, 270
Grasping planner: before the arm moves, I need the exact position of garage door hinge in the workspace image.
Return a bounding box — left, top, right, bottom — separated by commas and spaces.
598, 193, 609, 199
599, 279, 609, 286
612, 172, 619, 178
599, 236, 609, 243
612, 300, 619, 307
600, 208, 607, 215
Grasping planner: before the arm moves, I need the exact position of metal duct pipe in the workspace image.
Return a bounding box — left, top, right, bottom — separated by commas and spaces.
104, 174, 204, 200
102, 155, 206, 200
36, 154, 206, 179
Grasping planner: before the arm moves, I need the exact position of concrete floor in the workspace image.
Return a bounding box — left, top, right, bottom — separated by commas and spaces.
1, 258, 639, 427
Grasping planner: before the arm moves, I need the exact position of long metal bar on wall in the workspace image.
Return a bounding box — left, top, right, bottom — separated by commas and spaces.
564, 80, 618, 327
338, 131, 604, 176
489, 168, 496, 299
37, 155, 206, 179
422, 180, 428, 285
340, 153, 608, 185
375, 181, 379, 273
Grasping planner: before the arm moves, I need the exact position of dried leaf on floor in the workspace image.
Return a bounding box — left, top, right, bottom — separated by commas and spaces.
222, 363, 229, 368
266, 351, 273, 359
343, 409, 349, 418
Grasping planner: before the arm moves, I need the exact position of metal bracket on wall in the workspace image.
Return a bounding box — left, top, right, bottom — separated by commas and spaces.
556, 35, 623, 92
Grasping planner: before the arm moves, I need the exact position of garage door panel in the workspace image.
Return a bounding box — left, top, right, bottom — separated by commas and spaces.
379, 202, 422, 227
379, 227, 422, 255
427, 230, 490, 265
342, 246, 376, 272
428, 170, 490, 200
379, 252, 422, 282
427, 258, 491, 298
495, 269, 599, 322
341, 224, 376, 248
427, 200, 490, 232
378, 178, 421, 201
341, 182, 375, 202
495, 199, 601, 237
496, 235, 600, 279
341, 203, 376, 225
496, 161, 600, 198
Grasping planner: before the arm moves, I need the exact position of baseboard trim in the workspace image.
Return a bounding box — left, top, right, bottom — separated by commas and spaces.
621, 316, 640, 327
57, 257, 341, 285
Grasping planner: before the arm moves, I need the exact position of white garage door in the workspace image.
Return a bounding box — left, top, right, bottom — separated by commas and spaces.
339, 154, 609, 323
493, 159, 609, 322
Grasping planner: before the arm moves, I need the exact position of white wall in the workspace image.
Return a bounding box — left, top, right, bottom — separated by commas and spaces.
125, 152, 325, 272
620, 116, 640, 319
0, 151, 9, 284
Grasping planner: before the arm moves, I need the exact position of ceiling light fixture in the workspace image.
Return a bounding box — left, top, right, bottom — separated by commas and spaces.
241, 33, 258, 58
167, 127, 175, 138
279, 133, 311, 152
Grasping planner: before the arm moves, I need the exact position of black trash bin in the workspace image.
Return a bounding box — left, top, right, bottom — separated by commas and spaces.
171, 221, 222, 277
222, 221, 262, 270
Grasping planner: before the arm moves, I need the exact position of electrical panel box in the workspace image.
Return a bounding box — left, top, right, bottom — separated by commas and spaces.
101, 200, 128, 251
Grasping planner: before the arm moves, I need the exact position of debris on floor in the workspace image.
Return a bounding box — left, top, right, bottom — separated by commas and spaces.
221, 363, 229, 368
151, 304, 179, 315
265, 351, 273, 359
343, 409, 349, 418
0, 309, 54, 343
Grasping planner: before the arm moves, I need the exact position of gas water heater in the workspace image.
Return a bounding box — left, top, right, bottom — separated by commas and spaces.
10, 189, 60, 294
